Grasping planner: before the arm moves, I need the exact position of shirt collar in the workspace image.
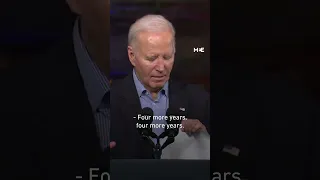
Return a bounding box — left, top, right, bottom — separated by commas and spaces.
132, 69, 168, 97
73, 18, 110, 111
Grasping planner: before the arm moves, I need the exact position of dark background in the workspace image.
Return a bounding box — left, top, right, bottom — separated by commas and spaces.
0, 0, 211, 91
212, 0, 319, 99
0, 1, 75, 69
1, 0, 318, 96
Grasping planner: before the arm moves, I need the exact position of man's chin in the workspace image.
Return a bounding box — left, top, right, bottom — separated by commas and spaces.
150, 83, 165, 90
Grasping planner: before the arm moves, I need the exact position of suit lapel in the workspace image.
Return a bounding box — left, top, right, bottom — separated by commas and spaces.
168, 80, 189, 116
117, 73, 154, 158
119, 72, 142, 114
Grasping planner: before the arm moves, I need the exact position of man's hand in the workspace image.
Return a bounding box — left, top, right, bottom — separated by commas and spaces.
110, 141, 116, 149
181, 119, 206, 133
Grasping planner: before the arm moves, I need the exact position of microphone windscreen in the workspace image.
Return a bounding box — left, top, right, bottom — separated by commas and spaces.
165, 108, 175, 116
141, 107, 153, 125
165, 108, 175, 125
136, 107, 154, 136
165, 108, 182, 137
166, 108, 185, 124
141, 107, 153, 116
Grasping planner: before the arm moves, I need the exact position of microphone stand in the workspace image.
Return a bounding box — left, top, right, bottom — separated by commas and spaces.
141, 134, 156, 150
141, 131, 162, 159
142, 130, 177, 159
161, 137, 175, 150
153, 132, 177, 159
153, 136, 162, 159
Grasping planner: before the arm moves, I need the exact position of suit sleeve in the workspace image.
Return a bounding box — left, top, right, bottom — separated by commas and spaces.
187, 84, 210, 134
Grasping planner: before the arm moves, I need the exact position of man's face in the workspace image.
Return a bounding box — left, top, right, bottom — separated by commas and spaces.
128, 31, 175, 91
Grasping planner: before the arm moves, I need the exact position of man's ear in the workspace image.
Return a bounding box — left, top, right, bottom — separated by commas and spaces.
127, 46, 136, 67
66, 0, 82, 14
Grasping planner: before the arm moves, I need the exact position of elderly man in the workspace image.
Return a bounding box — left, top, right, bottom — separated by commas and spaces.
2, 0, 113, 179
110, 14, 210, 159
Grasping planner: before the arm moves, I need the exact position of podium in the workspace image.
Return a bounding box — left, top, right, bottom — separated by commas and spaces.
110, 159, 210, 180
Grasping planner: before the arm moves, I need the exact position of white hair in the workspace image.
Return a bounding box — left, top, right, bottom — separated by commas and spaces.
128, 14, 176, 51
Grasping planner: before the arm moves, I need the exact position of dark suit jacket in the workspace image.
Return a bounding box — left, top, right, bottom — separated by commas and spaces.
1, 36, 109, 180
110, 72, 210, 159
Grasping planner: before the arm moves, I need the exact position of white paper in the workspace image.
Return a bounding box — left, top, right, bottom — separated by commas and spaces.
161, 129, 210, 160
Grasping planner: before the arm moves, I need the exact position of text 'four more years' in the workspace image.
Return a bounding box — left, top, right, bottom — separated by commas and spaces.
135, 114, 186, 129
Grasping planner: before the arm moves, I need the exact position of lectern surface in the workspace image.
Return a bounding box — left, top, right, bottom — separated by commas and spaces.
110, 159, 210, 180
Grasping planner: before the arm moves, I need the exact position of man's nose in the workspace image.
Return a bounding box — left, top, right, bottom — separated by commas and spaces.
155, 59, 165, 72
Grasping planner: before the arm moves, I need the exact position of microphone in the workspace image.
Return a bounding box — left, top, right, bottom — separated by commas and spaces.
159, 108, 182, 138
136, 107, 158, 152
137, 107, 186, 159
159, 108, 185, 150
137, 107, 155, 137
167, 108, 183, 137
